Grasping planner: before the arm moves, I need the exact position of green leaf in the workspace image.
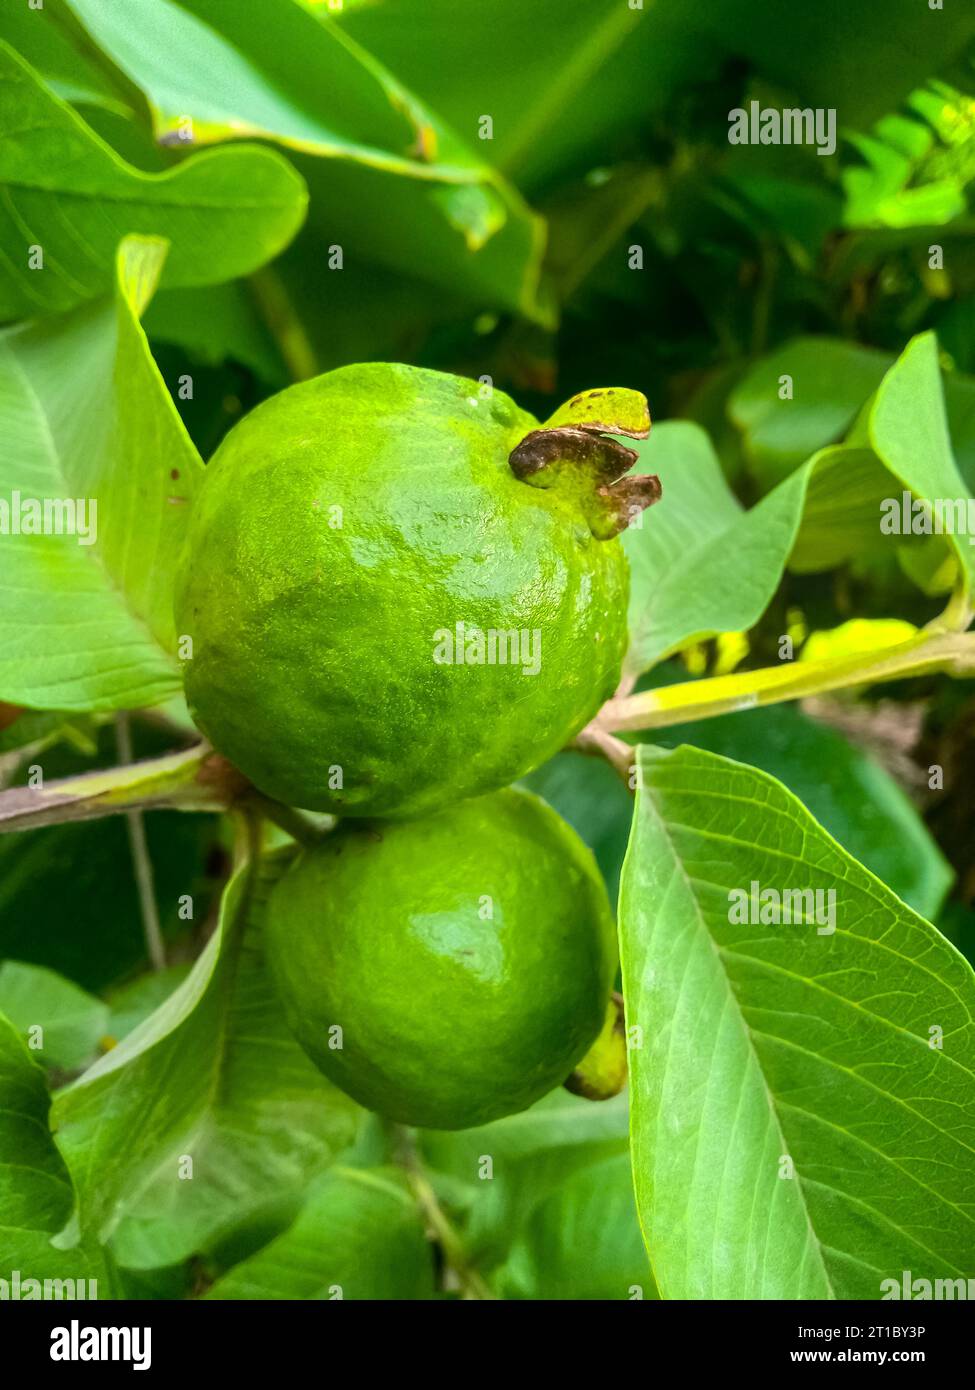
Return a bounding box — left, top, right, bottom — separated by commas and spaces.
0, 1010, 113, 1291
496, 1152, 653, 1301
0, 962, 107, 1072
204, 1168, 435, 1300
729, 338, 891, 490
0, 707, 93, 757
651, 700, 952, 922
620, 743, 975, 1299
623, 422, 808, 676
786, 445, 895, 573
68, 0, 450, 172
339, 0, 651, 186
730, 335, 975, 498
421, 1088, 630, 1266
143, 283, 287, 386
53, 849, 360, 1263
0, 0, 132, 115
868, 331, 975, 600
65, 0, 548, 321
529, 695, 952, 921
0, 236, 200, 711
0, 39, 306, 318
105, 965, 192, 1043
629, 342, 975, 671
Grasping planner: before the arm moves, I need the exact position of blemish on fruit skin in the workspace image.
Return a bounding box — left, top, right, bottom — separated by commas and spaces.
170, 468, 180, 480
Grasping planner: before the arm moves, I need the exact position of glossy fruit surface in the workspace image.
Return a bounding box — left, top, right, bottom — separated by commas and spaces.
174, 363, 649, 817
266, 787, 618, 1129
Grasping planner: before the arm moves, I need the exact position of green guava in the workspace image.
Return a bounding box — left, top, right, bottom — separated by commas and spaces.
174, 363, 657, 817
265, 787, 618, 1130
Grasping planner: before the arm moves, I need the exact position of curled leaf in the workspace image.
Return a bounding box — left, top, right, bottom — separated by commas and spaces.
509, 396, 660, 540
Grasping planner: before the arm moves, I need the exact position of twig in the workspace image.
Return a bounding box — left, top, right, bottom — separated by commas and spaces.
599, 629, 975, 736
0, 743, 248, 834
247, 792, 332, 848
571, 725, 635, 789
389, 1124, 495, 1300
116, 714, 166, 972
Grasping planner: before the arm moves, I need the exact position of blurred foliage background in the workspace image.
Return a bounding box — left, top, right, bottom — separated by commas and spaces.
3, 0, 975, 1298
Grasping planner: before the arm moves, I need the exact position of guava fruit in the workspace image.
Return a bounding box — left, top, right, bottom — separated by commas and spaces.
265, 787, 618, 1130
174, 362, 658, 817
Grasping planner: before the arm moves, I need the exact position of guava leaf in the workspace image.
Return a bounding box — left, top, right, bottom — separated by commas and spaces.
105, 966, 193, 1044
421, 1088, 630, 1266
0, 707, 90, 757
0, 236, 200, 711
0, 1011, 113, 1292
0, 40, 306, 319
627, 343, 975, 677
730, 335, 975, 496
0, 0, 132, 115
335, 0, 698, 191
622, 422, 809, 676
781, 335, 975, 596
729, 338, 891, 489
495, 1152, 652, 1301
0, 963, 107, 1072
620, 743, 975, 1299
527, 696, 952, 921
67, 0, 457, 174
143, 283, 287, 386
786, 446, 894, 573
204, 1168, 435, 1301
64, 0, 548, 321
52, 849, 360, 1264
867, 331, 975, 600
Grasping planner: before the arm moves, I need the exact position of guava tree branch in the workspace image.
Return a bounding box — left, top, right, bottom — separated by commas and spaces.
596, 628, 975, 735
571, 725, 635, 786
0, 743, 249, 834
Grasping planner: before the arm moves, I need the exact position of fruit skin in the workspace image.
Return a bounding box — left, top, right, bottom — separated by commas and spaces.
173, 362, 629, 818
266, 787, 618, 1130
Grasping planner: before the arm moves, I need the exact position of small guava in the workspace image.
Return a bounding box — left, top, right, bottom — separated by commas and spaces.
174, 363, 657, 817
265, 787, 618, 1130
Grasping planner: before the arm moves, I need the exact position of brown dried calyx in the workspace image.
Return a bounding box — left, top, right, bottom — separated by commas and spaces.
509, 388, 660, 540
